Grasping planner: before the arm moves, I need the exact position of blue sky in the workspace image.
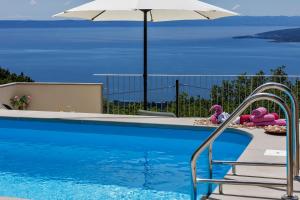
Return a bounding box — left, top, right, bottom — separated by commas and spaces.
0, 0, 300, 20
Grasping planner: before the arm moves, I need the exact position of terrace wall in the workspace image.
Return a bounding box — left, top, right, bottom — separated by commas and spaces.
0, 82, 103, 113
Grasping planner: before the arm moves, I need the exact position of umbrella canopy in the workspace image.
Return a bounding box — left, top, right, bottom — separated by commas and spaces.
54, 0, 237, 110
54, 0, 237, 21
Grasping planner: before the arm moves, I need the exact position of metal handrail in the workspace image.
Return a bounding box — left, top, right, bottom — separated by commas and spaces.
190, 93, 296, 200
251, 82, 300, 177
210, 82, 300, 177
212, 160, 286, 176
212, 160, 286, 167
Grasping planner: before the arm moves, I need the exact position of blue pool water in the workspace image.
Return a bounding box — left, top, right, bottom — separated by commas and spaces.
0, 118, 251, 199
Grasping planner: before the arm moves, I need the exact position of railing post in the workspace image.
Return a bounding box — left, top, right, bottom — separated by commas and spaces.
232, 165, 237, 175
282, 103, 296, 200
219, 184, 223, 194
142, 10, 149, 111
106, 76, 110, 114
176, 80, 180, 117
208, 143, 213, 195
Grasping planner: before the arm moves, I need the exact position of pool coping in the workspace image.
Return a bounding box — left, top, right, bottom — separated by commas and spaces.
0, 110, 299, 200
0, 111, 253, 139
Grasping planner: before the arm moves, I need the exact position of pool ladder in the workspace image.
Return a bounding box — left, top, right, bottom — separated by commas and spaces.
190, 82, 300, 200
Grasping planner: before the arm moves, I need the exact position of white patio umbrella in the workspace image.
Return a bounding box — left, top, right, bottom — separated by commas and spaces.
54, 0, 237, 110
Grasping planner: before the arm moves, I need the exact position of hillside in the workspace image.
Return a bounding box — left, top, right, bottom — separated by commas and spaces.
234, 28, 300, 42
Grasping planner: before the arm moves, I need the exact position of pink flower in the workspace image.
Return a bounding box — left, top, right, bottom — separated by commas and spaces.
14, 96, 19, 99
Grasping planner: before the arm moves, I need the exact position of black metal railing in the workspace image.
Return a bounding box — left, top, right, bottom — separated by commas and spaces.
94, 74, 300, 117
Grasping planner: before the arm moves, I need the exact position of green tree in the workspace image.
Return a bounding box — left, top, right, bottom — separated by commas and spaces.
0, 67, 33, 84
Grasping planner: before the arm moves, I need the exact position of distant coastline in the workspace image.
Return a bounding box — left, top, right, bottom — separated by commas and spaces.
234, 28, 300, 42
0, 17, 299, 80
0, 16, 300, 28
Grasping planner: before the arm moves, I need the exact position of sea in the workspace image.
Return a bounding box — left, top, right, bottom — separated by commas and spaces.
0, 21, 300, 83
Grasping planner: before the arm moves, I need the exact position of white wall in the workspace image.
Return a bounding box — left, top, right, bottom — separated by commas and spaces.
0, 82, 103, 113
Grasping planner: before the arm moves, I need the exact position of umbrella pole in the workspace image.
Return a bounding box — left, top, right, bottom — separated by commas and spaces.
143, 10, 149, 110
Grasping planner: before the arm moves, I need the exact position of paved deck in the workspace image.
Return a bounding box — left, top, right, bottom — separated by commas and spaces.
208, 127, 300, 200
0, 110, 299, 200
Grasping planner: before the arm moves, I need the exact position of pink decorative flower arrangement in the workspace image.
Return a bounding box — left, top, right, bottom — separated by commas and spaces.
10, 95, 31, 110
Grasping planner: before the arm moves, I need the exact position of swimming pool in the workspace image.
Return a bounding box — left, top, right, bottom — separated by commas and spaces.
0, 118, 251, 199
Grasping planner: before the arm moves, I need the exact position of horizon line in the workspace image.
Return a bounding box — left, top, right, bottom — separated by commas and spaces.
1, 15, 300, 21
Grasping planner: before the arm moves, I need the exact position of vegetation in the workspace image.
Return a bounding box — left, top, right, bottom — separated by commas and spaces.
104, 66, 300, 118
208, 66, 299, 118
0, 67, 34, 84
